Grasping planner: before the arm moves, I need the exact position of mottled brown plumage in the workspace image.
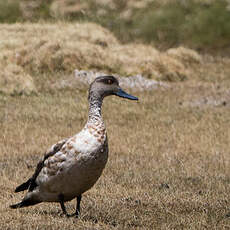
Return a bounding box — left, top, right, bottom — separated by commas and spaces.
10, 76, 138, 217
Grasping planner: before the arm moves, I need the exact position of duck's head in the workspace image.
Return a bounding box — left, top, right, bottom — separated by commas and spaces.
89, 76, 138, 101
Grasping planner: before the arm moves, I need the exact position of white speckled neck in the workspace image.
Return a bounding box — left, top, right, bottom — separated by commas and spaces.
87, 92, 104, 124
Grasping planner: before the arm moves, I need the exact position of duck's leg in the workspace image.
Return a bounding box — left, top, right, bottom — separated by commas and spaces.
58, 194, 70, 217
75, 195, 82, 218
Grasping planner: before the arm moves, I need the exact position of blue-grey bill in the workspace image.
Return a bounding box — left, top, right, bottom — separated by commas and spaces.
115, 88, 138, 100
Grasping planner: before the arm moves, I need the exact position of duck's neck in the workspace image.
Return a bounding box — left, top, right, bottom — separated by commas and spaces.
87, 93, 104, 124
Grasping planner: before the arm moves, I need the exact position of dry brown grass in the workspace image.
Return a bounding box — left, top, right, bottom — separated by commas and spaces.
1, 22, 230, 95
0, 22, 230, 229
0, 64, 36, 95
0, 80, 230, 229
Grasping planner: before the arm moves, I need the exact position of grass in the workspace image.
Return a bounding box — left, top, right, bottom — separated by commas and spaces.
0, 79, 230, 229
1, 0, 230, 53
130, 0, 230, 52
1, 22, 230, 97
0, 20, 230, 229
0, 0, 22, 23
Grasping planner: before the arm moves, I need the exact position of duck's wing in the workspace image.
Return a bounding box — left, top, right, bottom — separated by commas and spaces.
14, 138, 68, 193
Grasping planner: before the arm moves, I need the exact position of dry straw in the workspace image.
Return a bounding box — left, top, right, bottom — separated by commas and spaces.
0, 22, 218, 95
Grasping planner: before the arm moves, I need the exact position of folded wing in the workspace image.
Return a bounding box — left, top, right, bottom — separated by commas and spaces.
14, 138, 68, 193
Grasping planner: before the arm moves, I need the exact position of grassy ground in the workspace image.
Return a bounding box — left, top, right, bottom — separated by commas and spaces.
0, 20, 230, 229
1, 0, 230, 54
0, 78, 230, 229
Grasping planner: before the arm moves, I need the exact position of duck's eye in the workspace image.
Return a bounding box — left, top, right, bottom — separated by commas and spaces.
107, 79, 113, 84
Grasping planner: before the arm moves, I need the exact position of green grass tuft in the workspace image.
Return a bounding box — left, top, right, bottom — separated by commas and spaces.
0, 0, 22, 23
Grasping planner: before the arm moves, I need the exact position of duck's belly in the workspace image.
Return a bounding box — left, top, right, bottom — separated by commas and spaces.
38, 148, 108, 202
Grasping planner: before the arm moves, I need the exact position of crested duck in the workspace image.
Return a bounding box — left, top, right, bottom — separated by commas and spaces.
10, 75, 138, 217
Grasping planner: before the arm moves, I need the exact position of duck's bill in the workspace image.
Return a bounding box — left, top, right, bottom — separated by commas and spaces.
115, 88, 138, 100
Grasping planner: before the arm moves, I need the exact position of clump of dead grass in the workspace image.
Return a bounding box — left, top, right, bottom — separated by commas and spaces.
0, 64, 36, 95
167, 46, 202, 64
0, 22, 208, 95
1, 22, 230, 95
5, 23, 120, 74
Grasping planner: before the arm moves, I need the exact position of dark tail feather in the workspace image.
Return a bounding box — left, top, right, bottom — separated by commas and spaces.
15, 179, 31, 193
10, 202, 23, 209
10, 197, 40, 209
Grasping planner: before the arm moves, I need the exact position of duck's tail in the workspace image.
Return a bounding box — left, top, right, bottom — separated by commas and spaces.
14, 178, 32, 193
10, 194, 41, 209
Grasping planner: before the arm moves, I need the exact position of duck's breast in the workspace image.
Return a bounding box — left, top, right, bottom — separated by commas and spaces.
36, 128, 108, 201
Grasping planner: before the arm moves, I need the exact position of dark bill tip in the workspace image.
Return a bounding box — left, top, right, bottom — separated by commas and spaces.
115, 88, 138, 101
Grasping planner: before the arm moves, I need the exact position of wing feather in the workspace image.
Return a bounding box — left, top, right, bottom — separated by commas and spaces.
14, 138, 68, 193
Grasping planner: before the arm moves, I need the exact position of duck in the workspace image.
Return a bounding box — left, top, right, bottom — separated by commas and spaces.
10, 75, 138, 217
